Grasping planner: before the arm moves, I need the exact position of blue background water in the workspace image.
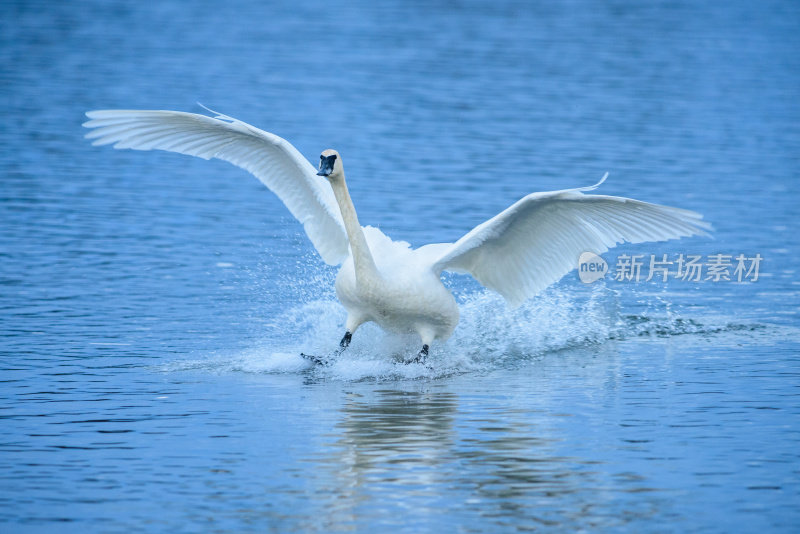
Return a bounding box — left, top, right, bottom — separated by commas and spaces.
2, 0, 799, 531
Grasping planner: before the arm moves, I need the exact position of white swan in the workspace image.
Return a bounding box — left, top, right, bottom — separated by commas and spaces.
83, 108, 711, 363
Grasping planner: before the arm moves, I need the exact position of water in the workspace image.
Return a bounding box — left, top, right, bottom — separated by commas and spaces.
2, 0, 799, 531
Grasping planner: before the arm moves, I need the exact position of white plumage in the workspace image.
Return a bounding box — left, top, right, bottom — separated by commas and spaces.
84, 108, 711, 362
84, 109, 348, 265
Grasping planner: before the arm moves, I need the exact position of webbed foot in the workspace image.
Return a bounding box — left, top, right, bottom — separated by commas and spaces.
301, 352, 334, 366
405, 344, 429, 365
301, 330, 352, 367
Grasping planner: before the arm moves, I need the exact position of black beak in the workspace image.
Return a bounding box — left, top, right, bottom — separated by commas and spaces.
317, 154, 336, 176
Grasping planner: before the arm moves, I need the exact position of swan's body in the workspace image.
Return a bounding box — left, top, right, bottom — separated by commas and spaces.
84, 108, 711, 361
335, 228, 459, 344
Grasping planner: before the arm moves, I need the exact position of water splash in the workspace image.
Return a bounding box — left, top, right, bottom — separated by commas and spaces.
161, 278, 776, 381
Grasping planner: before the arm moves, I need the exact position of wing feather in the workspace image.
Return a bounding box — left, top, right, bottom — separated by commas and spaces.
432, 178, 711, 307
83, 109, 349, 265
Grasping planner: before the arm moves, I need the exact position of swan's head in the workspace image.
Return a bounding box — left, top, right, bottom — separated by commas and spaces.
317, 149, 343, 179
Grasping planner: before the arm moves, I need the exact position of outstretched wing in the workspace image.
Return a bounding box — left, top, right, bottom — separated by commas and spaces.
432, 174, 711, 307
83, 109, 349, 265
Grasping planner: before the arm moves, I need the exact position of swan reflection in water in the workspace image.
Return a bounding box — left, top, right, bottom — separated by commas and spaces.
310, 386, 638, 530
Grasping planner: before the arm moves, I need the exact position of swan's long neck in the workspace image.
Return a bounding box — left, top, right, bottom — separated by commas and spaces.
328, 174, 381, 284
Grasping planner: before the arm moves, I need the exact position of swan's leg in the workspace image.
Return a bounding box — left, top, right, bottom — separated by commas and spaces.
336, 331, 352, 353
407, 326, 434, 364
411, 344, 429, 364
301, 330, 353, 366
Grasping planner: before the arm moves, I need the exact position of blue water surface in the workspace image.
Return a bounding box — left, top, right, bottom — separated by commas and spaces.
2, 0, 799, 532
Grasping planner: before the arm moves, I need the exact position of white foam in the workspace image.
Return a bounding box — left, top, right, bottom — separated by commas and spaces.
163, 283, 626, 380
159, 270, 786, 381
